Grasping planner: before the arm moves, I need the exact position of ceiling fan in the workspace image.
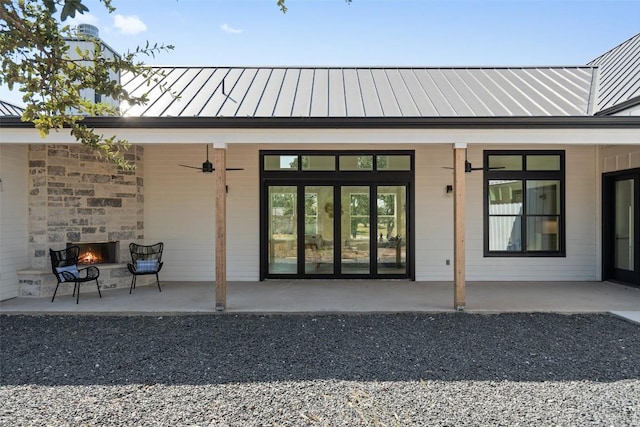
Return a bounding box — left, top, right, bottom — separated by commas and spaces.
179, 145, 244, 173
442, 151, 505, 173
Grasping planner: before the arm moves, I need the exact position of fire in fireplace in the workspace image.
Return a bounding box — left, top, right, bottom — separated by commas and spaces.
68, 241, 119, 264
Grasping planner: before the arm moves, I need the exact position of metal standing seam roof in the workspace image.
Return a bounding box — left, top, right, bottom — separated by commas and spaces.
0, 99, 24, 117
589, 33, 640, 113
120, 66, 597, 118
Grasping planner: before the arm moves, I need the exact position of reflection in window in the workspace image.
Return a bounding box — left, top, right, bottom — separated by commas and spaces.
268, 187, 297, 274
264, 155, 298, 170
377, 193, 397, 240
302, 155, 335, 171
376, 155, 411, 170
340, 155, 374, 171
485, 151, 564, 256
305, 193, 318, 235
349, 193, 370, 239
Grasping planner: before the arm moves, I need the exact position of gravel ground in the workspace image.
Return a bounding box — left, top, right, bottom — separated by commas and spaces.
1, 313, 639, 426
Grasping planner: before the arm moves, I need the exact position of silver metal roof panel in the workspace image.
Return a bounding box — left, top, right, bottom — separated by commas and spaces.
121, 66, 597, 118
589, 33, 640, 113
328, 69, 347, 116
0, 99, 24, 117
342, 68, 365, 117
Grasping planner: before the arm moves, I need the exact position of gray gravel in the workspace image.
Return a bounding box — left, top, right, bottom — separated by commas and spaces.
1, 313, 639, 426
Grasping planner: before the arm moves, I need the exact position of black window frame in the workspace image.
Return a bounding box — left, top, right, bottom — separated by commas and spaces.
483, 150, 566, 257
259, 149, 415, 280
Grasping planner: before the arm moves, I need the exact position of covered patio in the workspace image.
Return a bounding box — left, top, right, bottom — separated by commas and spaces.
1, 280, 639, 322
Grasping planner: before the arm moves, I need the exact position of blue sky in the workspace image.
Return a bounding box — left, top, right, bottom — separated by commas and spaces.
2, 0, 639, 106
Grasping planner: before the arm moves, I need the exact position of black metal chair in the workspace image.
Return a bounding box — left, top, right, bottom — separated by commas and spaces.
50, 246, 101, 304
127, 242, 164, 294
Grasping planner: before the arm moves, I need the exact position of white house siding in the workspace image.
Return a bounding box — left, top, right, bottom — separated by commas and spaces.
144, 143, 599, 282
602, 145, 640, 173
0, 144, 28, 300
143, 144, 260, 281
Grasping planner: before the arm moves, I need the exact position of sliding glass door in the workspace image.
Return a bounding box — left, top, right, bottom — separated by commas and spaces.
263, 183, 409, 279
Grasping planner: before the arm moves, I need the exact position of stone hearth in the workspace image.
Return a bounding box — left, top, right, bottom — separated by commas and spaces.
17, 263, 154, 298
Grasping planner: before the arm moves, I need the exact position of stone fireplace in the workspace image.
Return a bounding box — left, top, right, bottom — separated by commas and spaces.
18, 144, 151, 297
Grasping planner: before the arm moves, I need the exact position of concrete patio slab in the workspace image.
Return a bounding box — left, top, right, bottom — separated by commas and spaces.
1, 280, 639, 321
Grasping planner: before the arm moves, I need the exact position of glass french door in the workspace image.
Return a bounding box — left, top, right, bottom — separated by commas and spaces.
265, 183, 408, 278
603, 170, 640, 287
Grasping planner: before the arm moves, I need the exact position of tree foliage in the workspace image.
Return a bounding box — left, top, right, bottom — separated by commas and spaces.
0, 0, 173, 169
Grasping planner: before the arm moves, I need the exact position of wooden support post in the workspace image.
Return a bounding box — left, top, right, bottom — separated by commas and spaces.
453, 143, 466, 310
214, 143, 227, 311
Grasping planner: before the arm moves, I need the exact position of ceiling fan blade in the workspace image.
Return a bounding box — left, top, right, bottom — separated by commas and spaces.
179, 145, 245, 173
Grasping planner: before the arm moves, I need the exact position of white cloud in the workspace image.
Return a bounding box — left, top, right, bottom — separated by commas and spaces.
113, 14, 147, 35
221, 24, 243, 34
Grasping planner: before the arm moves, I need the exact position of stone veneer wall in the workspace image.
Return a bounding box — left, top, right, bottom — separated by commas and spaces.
28, 144, 144, 269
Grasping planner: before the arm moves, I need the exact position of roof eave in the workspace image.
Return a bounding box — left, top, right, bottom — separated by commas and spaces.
1, 115, 639, 129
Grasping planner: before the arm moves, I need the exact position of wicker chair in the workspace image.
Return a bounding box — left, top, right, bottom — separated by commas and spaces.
50, 246, 101, 304
127, 242, 164, 294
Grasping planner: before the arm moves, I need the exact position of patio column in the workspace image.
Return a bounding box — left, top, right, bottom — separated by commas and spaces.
214, 142, 227, 311
453, 143, 466, 310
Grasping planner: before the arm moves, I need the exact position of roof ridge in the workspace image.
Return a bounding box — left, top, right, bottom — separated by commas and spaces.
131, 65, 597, 71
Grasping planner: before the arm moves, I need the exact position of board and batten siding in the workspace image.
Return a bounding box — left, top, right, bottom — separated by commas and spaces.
144, 143, 600, 282
0, 144, 28, 300
602, 145, 640, 173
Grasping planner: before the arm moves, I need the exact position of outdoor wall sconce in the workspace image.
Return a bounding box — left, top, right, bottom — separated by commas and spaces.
0, 178, 3, 192
446, 185, 453, 194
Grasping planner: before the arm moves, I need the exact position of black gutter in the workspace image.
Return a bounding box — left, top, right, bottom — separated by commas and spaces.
1, 115, 639, 129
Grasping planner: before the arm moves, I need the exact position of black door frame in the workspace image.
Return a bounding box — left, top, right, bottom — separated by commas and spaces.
259, 150, 415, 280
602, 167, 640, 287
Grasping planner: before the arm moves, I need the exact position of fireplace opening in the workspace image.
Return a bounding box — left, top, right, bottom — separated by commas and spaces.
68, 241, 119, 264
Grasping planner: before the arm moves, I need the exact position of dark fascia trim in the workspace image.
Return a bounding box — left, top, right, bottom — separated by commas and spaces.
1, 115, 640, 129
594, 96, 640, 116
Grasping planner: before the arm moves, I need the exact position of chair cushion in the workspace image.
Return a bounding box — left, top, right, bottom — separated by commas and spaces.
136, 259, 158, 273
56, 265, 79, 282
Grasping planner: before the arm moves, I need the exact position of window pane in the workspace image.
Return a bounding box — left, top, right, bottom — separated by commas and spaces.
377, 155, 411, 170
302, 155, 335, 171
305, 186, 334, 275
342, 187, 370, 274
488, 155, 523, 171
489, 216, 521, 251
339, 155, 373, 171
488, 180, 523, 214
377, 186, 406, 274
268, 186, 297, 274
264, 155, 298, 171
615, 179, 634, 270
526, 180, 561, 215
527, 217, 559, 251
527, 155, 560, 171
